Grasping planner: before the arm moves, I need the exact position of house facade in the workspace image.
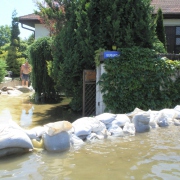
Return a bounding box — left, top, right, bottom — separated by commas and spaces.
18, 13, 49, 40
151, 0, 180, 54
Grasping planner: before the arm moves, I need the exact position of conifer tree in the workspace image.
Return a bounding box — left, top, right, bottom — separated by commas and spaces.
155, 8, 166, 50
6, 10, 24, 76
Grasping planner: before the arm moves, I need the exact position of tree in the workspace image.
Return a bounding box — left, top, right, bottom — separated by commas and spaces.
6, 10, 24, 76
10, 10, 20, 47
29, 37, 56, 102
0, 25, 11, 46
36, 0, 157, 111
155, 8, 166, 50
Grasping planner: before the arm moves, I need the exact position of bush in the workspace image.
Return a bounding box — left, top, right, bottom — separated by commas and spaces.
0, 59, 7, 82
99, 47, 180, 113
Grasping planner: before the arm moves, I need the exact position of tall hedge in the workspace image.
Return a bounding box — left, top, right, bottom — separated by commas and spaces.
99, 47, 180, 113
29, 37, 56, 101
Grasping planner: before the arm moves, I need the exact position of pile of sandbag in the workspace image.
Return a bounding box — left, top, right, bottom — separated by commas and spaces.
2, 104, 180, 158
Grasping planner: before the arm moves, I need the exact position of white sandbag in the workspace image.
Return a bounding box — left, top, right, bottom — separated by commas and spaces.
173, 119, 180, 126
86, 132, 105, 141
43, 131, 70, 152
173, 105, 180, 118
72, 117, 107, 137
44, 121, 72, 136
123, 122, 135, 135
0, 124, 33, 150
95, 113, 116, 124
107, 124, 124, 137
0, 147, 29, 158
132, 111, 150, 133
112, 114, 131, 127
72, 117, 94, 137
96, 129, 111, 139
24, 126, 45, 140
70, 134, 85, 147
149, 111, 159, 128
126, 107, 145, 121
155, 109, 177, 127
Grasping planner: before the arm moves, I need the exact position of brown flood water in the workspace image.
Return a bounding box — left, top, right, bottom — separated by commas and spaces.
1, 93, 180, 180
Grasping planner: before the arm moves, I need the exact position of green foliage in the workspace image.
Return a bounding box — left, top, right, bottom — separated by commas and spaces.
37, 0, 158, 111
5, 10, 27, 76
99, 47, 180, 113
152, 37, 166, 53
10, 10, 20, 47
29, 37, 56, 101
6, 45, 24, 75
155, 8, 166, 50
0, 25, 11, 46
0, 58, 7, 82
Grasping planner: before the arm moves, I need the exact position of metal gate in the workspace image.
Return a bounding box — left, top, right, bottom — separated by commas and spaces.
82, 70, 96, 117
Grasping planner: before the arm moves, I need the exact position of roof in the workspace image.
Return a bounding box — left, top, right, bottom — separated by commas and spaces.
19, 1, 180, 27
151, 0, 180, 17
18, 13, 41, 28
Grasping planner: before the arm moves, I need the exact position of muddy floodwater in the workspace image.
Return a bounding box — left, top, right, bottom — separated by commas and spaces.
1, 93, 180, 180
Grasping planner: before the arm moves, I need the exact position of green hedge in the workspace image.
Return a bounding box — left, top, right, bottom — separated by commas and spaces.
99, 47, 180, 113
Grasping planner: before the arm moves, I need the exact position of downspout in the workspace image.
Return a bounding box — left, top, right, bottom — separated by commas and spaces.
21, 23, 35, 38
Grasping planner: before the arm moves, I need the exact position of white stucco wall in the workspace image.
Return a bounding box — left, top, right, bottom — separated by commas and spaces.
163, 19, 180, 26
35, 24, 49, 39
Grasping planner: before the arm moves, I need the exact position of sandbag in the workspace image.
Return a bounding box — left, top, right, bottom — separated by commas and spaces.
149, 111, 159, 128
24, 126, 46, 140
174, 105, 180, 118
70, 134, 85, 148
72, 117, 107, 137
0, 124, 33, 150
0, 109, 33, 151
95, 113, 116, 124
112, 114, 131, 127
0, 147, 29, 158
123, 122, 135, 135
155, 109, 177, 127
43, 131, 70, 152
44, 121, 72, 136
107, 124, 124, 137
86, 132, 105, 141
132, 111, 150, 133
126, 107, 145, 120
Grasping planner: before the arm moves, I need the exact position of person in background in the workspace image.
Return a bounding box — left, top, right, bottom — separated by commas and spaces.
20, 59, 32, 87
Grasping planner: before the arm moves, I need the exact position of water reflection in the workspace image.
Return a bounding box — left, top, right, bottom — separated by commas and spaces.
20, 98, 34, 128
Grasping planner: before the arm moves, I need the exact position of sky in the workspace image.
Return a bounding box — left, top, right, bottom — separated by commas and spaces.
0, 0, 38, 39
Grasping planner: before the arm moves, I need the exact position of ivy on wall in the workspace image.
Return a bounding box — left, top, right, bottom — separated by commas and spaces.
99, 47, 180, 113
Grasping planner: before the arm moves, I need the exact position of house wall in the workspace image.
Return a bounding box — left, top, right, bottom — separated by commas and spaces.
35, 24, 49, 39
163, 19, 180, 26
163, 19, 180, 54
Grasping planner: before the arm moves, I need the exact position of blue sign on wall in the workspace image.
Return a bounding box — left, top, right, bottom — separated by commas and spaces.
103, 51, 120, 59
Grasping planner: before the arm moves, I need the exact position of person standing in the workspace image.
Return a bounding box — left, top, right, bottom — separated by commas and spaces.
20, 60, 32, 87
